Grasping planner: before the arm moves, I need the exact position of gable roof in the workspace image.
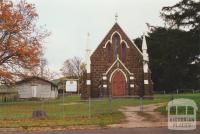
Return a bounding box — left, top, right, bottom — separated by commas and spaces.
91, 22, 143, 57
16, 76, 57, 87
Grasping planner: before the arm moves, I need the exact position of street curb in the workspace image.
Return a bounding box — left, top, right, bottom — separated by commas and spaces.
0, 125, 106, 132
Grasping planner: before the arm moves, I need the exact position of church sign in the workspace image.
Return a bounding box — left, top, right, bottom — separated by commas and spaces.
66, 80, 77, 92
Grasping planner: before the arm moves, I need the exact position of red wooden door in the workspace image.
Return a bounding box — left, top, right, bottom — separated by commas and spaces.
112, 71, 126, 96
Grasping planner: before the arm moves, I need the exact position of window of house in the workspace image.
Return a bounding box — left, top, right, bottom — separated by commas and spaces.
112, 34, 120, 59
122, 43, 126, 63
107, 43, 112, 63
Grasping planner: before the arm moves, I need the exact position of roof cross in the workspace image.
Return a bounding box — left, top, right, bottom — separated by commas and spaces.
115, 13, 118, 22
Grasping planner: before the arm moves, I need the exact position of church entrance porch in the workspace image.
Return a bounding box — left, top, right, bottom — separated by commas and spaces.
111, 70, 126, 96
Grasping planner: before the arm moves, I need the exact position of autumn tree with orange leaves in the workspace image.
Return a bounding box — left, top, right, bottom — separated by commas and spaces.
0, 0, 49, 83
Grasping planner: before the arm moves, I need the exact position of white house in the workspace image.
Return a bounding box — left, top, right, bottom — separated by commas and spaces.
16, 77, 58, 99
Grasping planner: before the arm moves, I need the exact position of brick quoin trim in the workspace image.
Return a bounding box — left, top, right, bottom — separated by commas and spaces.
85, 23, 153, 98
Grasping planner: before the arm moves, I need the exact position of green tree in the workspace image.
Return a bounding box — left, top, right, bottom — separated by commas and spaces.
135, 27, 200, 91
161, 0, 200, 32
135, 0, 200, 91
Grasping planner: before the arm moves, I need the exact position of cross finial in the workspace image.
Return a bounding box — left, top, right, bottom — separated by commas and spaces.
115, 13, 118, 22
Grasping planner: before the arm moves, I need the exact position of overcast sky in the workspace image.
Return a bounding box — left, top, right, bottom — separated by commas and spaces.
26, 0, 180, 74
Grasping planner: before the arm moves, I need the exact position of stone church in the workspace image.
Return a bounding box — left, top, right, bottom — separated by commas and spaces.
84, 22, 153, 98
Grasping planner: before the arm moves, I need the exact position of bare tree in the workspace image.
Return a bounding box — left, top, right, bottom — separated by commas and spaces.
26, 58, 59, 80
60, 56, 86, 79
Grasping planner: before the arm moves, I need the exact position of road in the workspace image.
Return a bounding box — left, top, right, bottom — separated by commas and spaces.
1, 127, 200, 134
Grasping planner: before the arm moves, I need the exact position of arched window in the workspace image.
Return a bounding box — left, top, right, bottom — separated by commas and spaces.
121, 43, 126, 63
112, 34, 120, 59
107, 43, 112, 63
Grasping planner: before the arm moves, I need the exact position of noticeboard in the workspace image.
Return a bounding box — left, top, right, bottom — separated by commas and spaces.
66, 80, 77, 92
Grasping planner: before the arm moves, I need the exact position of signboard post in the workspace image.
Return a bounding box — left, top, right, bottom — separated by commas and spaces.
62, 79, 79, 118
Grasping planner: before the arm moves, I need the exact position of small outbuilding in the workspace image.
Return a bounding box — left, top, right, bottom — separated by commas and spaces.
16, 77, 58, 99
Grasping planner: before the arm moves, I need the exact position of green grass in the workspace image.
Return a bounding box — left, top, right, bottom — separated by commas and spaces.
0, 93, 199, 128
0, 96, 126, 127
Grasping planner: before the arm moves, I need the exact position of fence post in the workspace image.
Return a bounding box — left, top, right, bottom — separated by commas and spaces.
177, 90, 179, 94
62, 88, 65, 119
140, 97, 143, 112
109, 95, 112, 114
88, 96, 91, 118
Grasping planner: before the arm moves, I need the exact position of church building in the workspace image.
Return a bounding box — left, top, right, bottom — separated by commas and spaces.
84, 22, 153, 98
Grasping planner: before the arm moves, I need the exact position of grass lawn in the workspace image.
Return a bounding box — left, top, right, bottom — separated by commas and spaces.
0, 93, 199, 128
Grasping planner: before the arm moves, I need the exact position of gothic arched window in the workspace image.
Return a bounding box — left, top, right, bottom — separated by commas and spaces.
121, 43, 126, 63
107, 43, 112, 63
112, 34, 120, 59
